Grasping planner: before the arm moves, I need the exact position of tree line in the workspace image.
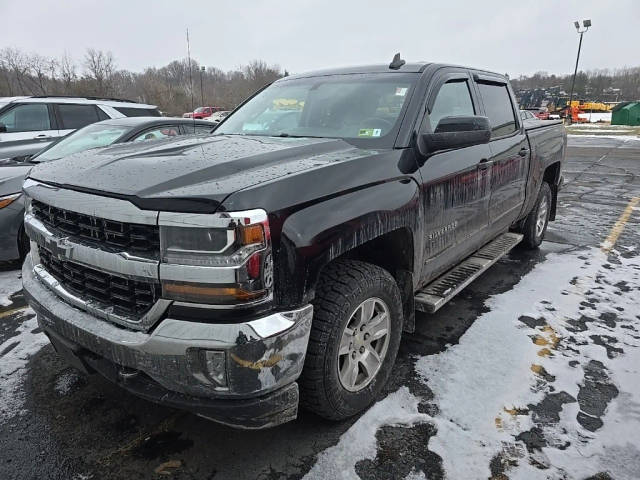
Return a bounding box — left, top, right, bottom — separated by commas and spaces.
0, 47, 284, 115
510, 67, 640, 102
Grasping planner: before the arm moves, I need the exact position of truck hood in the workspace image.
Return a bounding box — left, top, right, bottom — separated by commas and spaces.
28, 135, 366, 211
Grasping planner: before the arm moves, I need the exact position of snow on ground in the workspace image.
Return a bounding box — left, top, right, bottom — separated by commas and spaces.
568, 134, 640, 142
569, 123, 632, 130
417, 246, 640, 479
0, 269, 23, 306
305, 245, 640, 479
302, 387, 429, 480
577, 112, 612, 123
0, 310, 48, 422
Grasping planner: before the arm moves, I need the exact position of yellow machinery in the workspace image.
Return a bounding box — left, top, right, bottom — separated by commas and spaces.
567, 100, 612, 111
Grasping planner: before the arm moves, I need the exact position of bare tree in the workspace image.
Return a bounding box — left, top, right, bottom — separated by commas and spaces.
1, 47, 31, 94
28, 53, 52, 95
84, 48, 115, 95
59, 53, 77, 93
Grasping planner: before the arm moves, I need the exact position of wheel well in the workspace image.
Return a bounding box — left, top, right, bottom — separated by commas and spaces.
543, 162, 561, 220
336, 228, 416, 333
339, 228, 412, 275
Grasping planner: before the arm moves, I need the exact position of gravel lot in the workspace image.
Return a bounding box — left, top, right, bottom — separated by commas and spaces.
1, 135, 639, 480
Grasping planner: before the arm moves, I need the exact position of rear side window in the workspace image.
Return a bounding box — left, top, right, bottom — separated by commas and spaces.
429, 80, 475, 130
115, 107, 161, 117
477, 83, 517, 137
58, 104, 100, 129
0, 104, 51, 132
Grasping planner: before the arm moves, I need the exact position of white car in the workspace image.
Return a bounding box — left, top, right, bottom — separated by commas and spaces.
204, 110, 231, 124
0, 96, 160, 160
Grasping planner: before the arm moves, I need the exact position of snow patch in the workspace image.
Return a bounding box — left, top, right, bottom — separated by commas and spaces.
0, 311, 49, 422
577, 112, 612, 123
0, 269, 22, 306
302, 387, 430, 480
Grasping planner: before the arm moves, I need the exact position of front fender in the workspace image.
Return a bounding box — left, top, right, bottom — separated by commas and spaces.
275, 178, 421, 307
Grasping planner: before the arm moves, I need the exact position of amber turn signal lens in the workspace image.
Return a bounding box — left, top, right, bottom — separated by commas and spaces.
163, 282, 265, 304
239, 224, 265, 245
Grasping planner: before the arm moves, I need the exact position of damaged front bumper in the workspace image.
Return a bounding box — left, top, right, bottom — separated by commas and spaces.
22, 255, 313, 429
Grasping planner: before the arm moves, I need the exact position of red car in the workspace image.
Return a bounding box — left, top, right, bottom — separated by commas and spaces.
182, 106, 224, 119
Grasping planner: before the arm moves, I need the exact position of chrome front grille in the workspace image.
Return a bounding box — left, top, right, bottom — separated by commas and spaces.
31, 199, 159, 253
38, 245, 160, 318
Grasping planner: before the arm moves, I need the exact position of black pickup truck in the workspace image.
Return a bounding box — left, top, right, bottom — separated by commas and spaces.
22, 57, 566, 429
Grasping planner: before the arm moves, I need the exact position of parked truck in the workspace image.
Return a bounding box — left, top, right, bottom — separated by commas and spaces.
22, 57, 566, 429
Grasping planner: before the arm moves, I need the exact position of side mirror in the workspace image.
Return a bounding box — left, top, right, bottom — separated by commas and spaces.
417, 115, 491, 157
0, 123, 7, 133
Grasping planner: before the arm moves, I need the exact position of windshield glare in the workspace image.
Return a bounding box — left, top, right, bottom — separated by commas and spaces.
35, 123, 129, 161
215, 73, 417, 145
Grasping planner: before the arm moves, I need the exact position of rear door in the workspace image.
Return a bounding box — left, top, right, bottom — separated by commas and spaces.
473, 75, 529, 230
0, 103, 60, 159
417, 69, 492, 284
55, 103, 103, 137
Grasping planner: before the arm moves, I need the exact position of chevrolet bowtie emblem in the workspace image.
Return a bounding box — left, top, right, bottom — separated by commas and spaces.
46, 236, 74, 259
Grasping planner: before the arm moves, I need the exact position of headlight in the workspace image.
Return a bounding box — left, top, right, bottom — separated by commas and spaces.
159, 210, 273, 306
0, 193, 21, 209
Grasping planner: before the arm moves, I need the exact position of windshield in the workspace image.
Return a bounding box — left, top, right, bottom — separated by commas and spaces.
194, 107, 206, 113
215, 73, 418, 146
34, 123, 129, 161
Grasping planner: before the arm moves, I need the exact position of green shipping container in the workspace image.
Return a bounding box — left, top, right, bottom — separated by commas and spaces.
611, 102, 640, 126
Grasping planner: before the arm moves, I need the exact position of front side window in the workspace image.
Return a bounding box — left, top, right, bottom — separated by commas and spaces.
477, 83, 517, 137
34, 123, 129, 161
215, 73, 418, 147
132, 126, 180, 142
58, 104, 100, 129
0, 104, 51, 132
429, 80, 475, 130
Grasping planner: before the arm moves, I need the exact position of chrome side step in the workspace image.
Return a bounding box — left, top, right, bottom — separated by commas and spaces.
414, 232, 523, 313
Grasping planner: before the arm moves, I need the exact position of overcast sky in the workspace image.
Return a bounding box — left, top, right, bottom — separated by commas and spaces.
1, 0, 637, 77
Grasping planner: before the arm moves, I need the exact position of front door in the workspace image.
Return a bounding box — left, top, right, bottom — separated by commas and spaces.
474, 78, 529, 230
417, 71, 492, 285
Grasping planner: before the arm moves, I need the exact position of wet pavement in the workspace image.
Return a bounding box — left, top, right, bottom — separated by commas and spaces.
0, 135, 638, 479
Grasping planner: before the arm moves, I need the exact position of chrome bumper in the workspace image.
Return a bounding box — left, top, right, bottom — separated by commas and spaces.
23, 254, 313, 399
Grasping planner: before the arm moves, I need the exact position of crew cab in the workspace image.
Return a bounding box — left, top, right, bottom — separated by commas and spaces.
22, 57, 565, 429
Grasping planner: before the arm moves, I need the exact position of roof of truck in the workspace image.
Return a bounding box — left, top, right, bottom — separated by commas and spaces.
280, 62, 507, 81
282, 62, 431, 80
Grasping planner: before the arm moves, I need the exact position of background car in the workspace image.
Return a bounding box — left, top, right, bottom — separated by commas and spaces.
0, 116, 213, 262
182, 106, 225, 119
204, 110, 231, 124
520, 109, 539, 120
0, 96, 160, 162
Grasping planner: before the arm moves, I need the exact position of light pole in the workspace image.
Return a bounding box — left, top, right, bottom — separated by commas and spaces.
200, 66, 206, 106
567, 19, 591, 124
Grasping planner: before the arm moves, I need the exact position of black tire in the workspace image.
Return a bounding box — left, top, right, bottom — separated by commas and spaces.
520, 182, 552, 249
300, 259, 403, 420
17, 224, 30, 261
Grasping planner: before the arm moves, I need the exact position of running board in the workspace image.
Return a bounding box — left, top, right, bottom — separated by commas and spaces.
414, 232, 523, 313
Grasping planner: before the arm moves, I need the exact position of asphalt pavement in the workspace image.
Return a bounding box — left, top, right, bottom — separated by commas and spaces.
0, 135, 638, 480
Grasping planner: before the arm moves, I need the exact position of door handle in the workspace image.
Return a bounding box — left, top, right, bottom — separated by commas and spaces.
518, 148, 529, 157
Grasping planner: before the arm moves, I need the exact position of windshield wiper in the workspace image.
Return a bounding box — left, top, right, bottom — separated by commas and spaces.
274, 133, 327, 139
